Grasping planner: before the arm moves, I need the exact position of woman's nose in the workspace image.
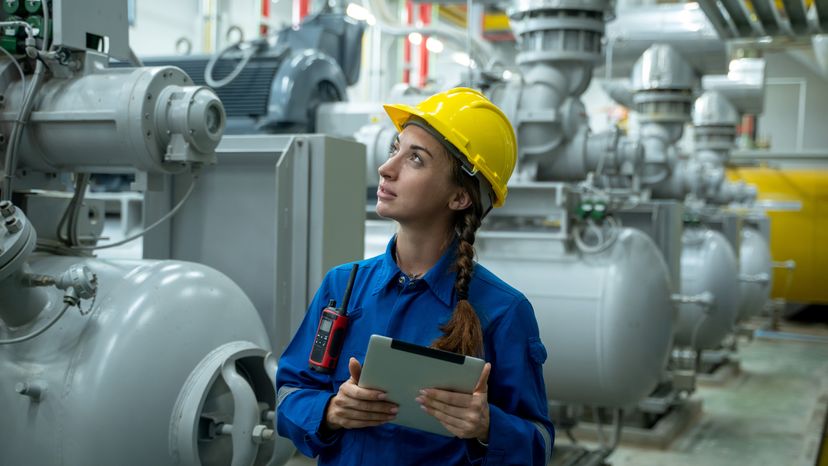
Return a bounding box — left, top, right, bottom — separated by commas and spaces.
378, 154, 397, 179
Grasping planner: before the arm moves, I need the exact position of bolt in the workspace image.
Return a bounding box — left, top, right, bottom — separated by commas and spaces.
0, 200, 14, 217
5, 217, 21, 234
251, 424, 274, 443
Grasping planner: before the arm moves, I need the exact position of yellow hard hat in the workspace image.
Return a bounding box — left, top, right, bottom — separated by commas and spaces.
383, 87, 517, 208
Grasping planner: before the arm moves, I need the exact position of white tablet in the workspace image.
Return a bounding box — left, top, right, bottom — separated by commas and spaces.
358, 334, 485, 437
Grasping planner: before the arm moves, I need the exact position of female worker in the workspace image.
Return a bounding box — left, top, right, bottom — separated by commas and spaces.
276, 87, 553, 465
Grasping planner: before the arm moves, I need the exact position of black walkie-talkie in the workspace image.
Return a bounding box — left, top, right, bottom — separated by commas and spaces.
309, 264, 358, 373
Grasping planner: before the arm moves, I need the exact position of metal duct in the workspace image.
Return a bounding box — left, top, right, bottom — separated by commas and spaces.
602, 3, 727, 78
701, 57, 766, 114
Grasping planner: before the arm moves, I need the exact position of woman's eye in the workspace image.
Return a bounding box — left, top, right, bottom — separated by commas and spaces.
388, 143, 399, 158
409, 153, 423, 164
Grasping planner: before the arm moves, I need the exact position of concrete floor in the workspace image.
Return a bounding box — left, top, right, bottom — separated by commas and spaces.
282, 322, 828, 466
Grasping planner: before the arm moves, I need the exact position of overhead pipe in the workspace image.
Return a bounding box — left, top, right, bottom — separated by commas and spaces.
720, 0, 757, 36
419, 3, 431, 88
781, 0, 809, 34
696, 0, 735, 39
402, 0, 412, 84
363, 0, 497, 69
749, 0, 780, 35
293, 0, 310, 26
261, 0, 270, 36
487, 0, 643, 182
816, 0, 828, 31
602, 3, 728, 78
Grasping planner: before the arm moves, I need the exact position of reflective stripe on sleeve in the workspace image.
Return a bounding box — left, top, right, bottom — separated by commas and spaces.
532, 420, 552, 462
277, 386, 302, 408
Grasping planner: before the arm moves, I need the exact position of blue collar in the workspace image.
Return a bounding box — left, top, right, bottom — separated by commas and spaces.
373, 235, 459, 307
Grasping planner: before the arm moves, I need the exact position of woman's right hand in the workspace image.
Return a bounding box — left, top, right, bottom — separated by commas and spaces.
324, 357, 399, 430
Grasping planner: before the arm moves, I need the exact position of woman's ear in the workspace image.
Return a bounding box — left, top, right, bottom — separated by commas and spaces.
448, 188, 472, 211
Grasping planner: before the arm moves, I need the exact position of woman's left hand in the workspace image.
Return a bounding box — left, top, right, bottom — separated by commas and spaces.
416, 362, 491, 442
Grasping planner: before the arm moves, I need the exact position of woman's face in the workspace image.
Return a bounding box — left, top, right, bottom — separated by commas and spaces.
376, 124, 470, 226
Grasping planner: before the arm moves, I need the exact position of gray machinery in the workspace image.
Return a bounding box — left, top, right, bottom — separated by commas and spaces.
486, 0, 643, 184
625, 45, 743, 353
131, 11, 365, 134
691, 90, 771, 323
477, 1, 680, 463
0, 1, 302, 464
483, 0, 675, 409
737, 214, 773, 322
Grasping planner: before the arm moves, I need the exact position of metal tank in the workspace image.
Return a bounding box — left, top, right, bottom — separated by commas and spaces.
0, 206, 293, 465
738, 225, 773, 321
477, 228, 675, 408
674, 227, 740, 349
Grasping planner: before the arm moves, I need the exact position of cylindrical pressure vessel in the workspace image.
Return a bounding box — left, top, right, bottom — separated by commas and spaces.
0, 254, 294, 465
476, 227, 675, 408
674, 227, 740, 349
738, 226, 773, 321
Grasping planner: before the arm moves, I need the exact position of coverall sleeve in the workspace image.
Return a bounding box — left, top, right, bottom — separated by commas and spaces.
275, 270, 342, 457
475, 297, 555, 465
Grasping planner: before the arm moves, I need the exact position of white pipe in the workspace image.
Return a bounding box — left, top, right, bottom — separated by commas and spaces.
363, 0, 496, 69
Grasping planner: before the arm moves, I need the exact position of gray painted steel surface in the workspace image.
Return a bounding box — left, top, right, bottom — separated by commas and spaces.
631, 44, 696, 92
0, 254, 292, 465
475, 228, 675, 408
693, 91, 740, 127
144, 135, 366, 356
675, 227, 740, 349
0, 56, 223, 174
738, 226, 773, 321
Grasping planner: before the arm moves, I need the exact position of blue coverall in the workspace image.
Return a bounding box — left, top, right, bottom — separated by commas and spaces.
276, 236, 554, 465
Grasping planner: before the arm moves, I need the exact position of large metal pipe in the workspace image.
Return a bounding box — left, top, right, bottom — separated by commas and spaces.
488, 0, 642, 182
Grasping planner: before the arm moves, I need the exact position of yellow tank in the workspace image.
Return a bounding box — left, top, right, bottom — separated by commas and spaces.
728, 167, 828, 304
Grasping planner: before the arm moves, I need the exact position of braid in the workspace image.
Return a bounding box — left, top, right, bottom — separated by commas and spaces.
431, 156, 485, 357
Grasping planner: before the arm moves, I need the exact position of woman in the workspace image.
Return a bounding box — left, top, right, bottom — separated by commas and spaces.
276, 88, 553, 465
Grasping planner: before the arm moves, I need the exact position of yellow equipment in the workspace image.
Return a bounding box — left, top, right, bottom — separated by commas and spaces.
729, 167, 828, 304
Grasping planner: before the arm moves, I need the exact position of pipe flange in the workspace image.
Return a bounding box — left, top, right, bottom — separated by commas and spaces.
0, 203, 36, 283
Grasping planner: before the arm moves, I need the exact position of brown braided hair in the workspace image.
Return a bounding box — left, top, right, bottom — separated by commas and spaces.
431, 148, 486, 358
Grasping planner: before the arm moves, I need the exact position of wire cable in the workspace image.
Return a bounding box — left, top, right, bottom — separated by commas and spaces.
1, 0, 50, 200
204, 40, 257, 88
71, 176, 198, 251
0, 303, 72, 345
